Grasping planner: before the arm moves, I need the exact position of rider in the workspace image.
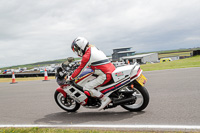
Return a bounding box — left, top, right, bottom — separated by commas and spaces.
69, 37, 116, 110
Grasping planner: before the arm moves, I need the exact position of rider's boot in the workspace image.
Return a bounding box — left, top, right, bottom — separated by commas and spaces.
84, 88, 111, 111
98, 94, 111, 111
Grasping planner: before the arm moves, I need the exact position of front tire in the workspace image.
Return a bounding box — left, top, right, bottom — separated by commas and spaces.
54, 90, 80, 112
121, 84, 149, 112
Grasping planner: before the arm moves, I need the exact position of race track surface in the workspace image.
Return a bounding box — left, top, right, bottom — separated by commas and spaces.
0, 67, 200, 130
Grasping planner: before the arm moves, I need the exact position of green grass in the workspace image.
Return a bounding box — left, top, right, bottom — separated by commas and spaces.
0, 128, 132, 133
0, 128, 101, 133
156, 47, 200, 54
158, 51, 191, 58
1, 127, 197, 133
141, 55, 200, 71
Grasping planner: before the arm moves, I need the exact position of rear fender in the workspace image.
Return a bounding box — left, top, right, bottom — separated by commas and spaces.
56, 87, 67, 98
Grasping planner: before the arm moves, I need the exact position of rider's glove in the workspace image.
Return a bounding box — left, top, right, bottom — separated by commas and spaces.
66, 76, 72, 82
59, 71, 65, 77
56, 67, 66, 79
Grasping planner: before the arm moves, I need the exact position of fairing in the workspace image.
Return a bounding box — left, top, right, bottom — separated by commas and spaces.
75, 68, 94, 83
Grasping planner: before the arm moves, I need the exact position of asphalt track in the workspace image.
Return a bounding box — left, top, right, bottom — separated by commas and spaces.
0, 67, 200, 131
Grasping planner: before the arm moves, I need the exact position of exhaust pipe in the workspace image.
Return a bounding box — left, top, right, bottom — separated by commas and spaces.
113, 97, 135, 106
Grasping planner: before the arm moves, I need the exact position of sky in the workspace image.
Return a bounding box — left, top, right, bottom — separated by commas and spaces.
0, 0, 200, 68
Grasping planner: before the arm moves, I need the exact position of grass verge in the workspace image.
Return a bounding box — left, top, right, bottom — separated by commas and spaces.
141, 55, 200, 71
1, 127, 197, 133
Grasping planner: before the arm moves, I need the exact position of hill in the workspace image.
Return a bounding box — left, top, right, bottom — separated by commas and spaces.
0, 58, 81, 70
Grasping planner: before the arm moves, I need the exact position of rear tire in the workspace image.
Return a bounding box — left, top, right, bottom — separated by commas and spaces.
121, 84, 149, 112
54, 90, 80, 112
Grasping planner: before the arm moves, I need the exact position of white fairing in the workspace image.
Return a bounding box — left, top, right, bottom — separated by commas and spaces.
130, 63, 141, 78
112, 62, 141, 82
112, 65, 133, 82
65, 86, 87, 104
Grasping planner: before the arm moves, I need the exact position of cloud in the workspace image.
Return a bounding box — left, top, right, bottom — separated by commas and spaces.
185, 37, 200, 41
0, 0, 200, 67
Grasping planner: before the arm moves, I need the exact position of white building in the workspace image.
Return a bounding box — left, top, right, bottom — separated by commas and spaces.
121, 53, 158, 64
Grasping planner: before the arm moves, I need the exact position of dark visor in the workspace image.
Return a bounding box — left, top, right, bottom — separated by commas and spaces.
71, 43, 79, 52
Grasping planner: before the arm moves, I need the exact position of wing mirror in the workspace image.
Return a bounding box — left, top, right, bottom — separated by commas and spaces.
61, 57, 75, 68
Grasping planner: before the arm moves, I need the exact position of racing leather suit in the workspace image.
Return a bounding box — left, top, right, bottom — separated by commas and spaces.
70, 45, 116, 97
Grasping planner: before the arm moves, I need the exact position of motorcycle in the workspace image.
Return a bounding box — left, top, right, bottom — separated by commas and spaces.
54, 57, 149, 112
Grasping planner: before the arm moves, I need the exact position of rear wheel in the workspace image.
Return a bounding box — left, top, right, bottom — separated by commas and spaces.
121, 84, 149, 112
54, 90, 80, 112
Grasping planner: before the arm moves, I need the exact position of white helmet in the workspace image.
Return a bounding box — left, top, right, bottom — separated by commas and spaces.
71, 37, 89, 57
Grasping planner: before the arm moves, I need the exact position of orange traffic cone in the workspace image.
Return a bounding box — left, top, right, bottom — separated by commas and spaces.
43, 68, 49, 81
127, 60, 130, 65
10, 72, 18, 84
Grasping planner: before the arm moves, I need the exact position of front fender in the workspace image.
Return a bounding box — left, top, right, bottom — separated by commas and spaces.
56, 87, 67, 98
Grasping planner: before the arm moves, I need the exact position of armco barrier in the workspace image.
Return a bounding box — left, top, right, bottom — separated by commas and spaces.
0, 73, 55, 78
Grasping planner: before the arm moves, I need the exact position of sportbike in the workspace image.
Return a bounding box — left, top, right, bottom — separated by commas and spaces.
54, 58, 149, 112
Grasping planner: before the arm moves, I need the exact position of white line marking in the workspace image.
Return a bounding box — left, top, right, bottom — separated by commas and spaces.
0, 125, 200, 130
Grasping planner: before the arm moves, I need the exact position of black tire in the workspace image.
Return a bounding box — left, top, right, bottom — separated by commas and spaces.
54, 90, 80, 112
121, 84, 149, 112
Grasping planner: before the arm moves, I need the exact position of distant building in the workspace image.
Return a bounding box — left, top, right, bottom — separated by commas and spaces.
112, 47, 136, 61
121, 53, 159, 64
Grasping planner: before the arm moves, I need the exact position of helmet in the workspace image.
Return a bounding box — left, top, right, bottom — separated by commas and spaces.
71, 37, 89, 57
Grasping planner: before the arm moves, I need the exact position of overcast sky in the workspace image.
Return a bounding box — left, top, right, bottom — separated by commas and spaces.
0, 0, 200, 68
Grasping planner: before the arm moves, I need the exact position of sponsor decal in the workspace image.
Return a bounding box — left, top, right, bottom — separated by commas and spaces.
115, 72, 124, 77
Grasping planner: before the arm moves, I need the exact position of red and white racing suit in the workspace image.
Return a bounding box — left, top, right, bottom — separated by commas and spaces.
70, 46, 116, 97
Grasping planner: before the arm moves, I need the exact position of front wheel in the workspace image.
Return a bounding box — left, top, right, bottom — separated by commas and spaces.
54, 90, 80, 112
121, 84, 149, 112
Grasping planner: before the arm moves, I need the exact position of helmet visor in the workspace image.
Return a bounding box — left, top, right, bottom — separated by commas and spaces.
71, 43, 79, 52
71, 43, 82, 57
